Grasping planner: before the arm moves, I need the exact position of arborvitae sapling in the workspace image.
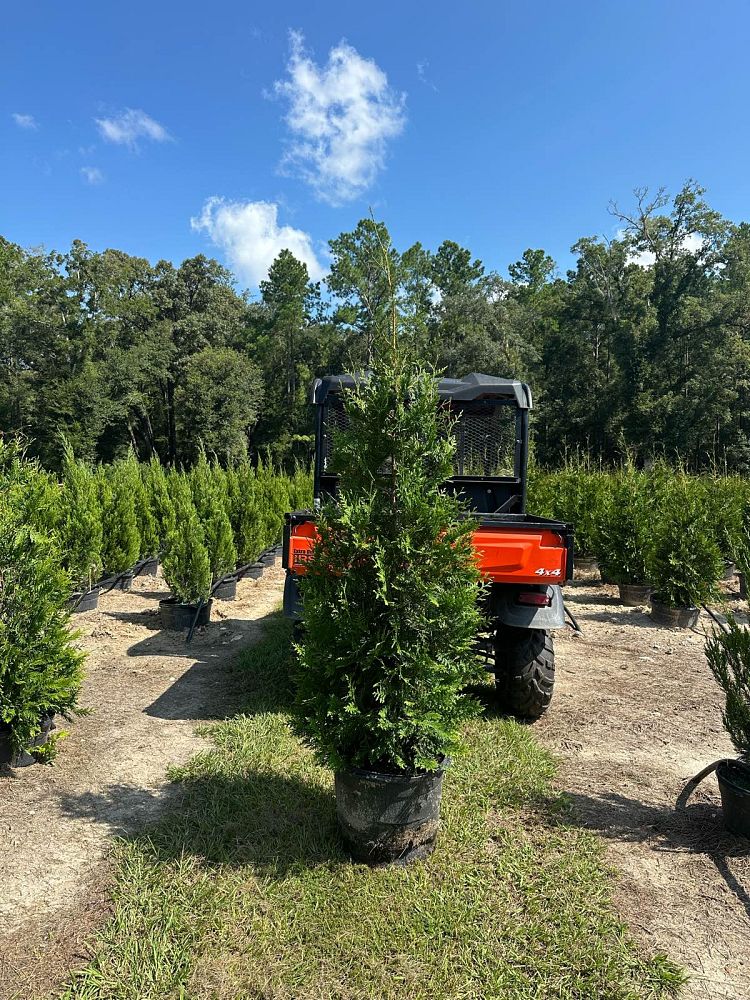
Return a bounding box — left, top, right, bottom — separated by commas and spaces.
190, 450, 237, 580
100, 465, 141, 575
0, 441, 85, 755
59, 440, 103, 589
144, 456, 176, 549
161, 476, 212, 604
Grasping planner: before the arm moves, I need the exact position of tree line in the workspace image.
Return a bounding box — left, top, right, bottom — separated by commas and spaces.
3, 179, 750, 470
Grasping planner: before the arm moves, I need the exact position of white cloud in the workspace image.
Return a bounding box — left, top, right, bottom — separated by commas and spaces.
625, 231, 705, 268
12, 113, 37, 130
273, 31, 406, 205
80, 166, 104, 185
190, 197, 325, 287
94, 109, 171, 149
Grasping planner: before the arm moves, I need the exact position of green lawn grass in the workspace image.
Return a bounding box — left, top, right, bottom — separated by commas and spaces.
63, 614, 685, 1000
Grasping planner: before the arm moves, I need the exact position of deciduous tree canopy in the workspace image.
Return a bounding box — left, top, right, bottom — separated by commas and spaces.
4, 180, 750, 470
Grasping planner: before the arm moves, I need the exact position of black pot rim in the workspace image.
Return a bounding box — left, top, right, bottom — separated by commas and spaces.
717, 758, 750, 791
342, 758, 449, 783
650, 595, 698, 613
159, 596, 212, 610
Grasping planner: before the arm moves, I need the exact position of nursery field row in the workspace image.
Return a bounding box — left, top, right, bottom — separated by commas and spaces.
528, 463, 750, 619
0, 439, 311, 759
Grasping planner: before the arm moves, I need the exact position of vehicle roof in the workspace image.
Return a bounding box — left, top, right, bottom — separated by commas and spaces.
312, 371, 532, 409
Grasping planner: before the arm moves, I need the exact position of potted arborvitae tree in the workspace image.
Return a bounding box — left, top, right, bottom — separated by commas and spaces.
144, 456, 176, 555
294, 264, 483, 864
702, 617, 750, 838
60, 441, 103, 612
99, 465, 141, 590
160, 476, 213, 629
190, 452, 238, 599
120, 451, 159, 575
593, 463, 653, 606
0, 440, 85, 765
647, 473, 723, 628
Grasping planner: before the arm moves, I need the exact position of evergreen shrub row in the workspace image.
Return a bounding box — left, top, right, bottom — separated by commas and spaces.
528, 460, 748, 609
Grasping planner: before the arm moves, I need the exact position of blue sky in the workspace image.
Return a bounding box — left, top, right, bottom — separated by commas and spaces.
2, 1, 750, 291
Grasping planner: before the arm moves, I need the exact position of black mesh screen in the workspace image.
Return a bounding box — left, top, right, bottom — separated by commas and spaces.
450, 402, 518, 477
322, 400, 517, 479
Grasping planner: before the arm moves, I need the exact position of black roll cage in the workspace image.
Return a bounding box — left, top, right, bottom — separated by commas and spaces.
310, 372, 532, 517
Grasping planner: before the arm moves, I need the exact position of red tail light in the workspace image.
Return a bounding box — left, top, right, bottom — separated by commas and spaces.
516, 591, 552, 607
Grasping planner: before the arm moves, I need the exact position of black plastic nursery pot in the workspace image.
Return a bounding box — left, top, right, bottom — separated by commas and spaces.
334, 762, 447, 865
0, 713, 55, 767
649, 595, 699, 629
723, 560, 737, 582
740, 573, 747, 599
619, 583, 652, 607
159, 597, 213, 631
112, 572, 134, 592
213, 576, 238, 601
68, 588, 99, 613
716, 759, 750, 839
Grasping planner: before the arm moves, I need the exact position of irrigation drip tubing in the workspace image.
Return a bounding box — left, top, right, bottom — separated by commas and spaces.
677, 756, 750, 810
701, 604, 731, 634
186, 598, 205, 645
565, 604, 583, 636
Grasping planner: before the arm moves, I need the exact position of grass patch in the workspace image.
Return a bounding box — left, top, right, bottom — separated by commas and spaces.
63, 614, 685, 999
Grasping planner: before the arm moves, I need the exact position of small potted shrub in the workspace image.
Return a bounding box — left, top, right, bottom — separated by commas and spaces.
294, 333, 482, 863
60, 442, 103, 611
0, 445, 85, 765
704, 617, 750, 838
160, 476, 213, 629
593, 464, 653, 606
647, 474, 723, 628
99, 466, 141, 590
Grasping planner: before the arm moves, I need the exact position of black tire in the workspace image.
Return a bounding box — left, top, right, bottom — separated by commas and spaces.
494, 626, 555, 720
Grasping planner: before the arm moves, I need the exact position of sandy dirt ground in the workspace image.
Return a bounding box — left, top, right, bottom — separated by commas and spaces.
0, 563, 286, 1000
540, 577, 750, 1000
1, 568, 749, 999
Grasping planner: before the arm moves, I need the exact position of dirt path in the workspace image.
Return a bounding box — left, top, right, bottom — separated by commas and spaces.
541, 579, 750, 1000
0, 564, 286, 1000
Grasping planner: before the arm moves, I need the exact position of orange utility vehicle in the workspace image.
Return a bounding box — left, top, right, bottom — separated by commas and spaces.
283, 373, 574, 719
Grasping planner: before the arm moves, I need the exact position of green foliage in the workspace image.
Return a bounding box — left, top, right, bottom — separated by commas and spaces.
100, 464, 141, 575
143, 456, 176, 549
161, 476, 212, 604
59, 440, 103, 588
121, 450, 159, 559
190, 451, 237, 580
592, 464, 653, 584
0, 443, 85, 755
176, 347, 264, 464
294, 356, 484, 773
705, 616, 750, 757
646, 474, 723, 608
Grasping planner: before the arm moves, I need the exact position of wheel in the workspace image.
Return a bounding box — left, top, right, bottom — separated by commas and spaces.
494, 626, 555, 720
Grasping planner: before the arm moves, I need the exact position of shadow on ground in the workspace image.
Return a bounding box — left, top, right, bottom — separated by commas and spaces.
560, 786, 750, 921
55, 612, 338, 875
